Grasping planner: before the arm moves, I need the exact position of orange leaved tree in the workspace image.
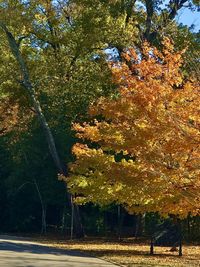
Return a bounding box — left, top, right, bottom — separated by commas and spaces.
68, 39, 200, 219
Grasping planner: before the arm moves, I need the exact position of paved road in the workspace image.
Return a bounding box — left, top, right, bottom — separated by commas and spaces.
0, 235, 118, 267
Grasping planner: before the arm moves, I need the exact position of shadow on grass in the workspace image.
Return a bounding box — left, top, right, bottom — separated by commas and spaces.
68, 247, 181, 258
68, 247, 200, 262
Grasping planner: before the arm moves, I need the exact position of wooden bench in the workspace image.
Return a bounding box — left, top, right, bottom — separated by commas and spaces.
149, 221, 182, 256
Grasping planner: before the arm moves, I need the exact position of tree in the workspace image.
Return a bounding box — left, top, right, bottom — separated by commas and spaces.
69, 39, 200, 219
0, 0, 199, 235
0, 0, 135, 236
0, 2, 84, 237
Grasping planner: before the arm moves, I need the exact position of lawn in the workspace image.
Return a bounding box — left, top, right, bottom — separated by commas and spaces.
37, 237, 200, 267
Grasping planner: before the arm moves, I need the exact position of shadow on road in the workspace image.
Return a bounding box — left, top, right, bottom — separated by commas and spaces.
0, 237, 89, 257
0, 235, 117, 266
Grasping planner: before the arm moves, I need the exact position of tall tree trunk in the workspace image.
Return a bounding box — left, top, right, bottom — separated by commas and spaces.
34, 180, 47, 234
187, 215, 191, 241
117, 206, 125, 240
144, 0, 154, 41
61, 200, 68, 233
117, 205, 121, 240
0, 22, 84, 238
135, 214, 145, 238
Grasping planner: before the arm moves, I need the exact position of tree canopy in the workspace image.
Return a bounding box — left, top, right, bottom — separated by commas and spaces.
69, 39, 200, 218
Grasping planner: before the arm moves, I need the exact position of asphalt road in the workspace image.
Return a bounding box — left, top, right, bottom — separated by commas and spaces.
0, 235, 118, 267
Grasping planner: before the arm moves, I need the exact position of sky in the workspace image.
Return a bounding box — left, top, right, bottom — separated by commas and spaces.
137, 1, 200, 32
177, 8, 200, 31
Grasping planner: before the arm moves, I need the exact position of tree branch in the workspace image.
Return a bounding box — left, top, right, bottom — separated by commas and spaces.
144, 0, 154, 41
168, 0, 188, 21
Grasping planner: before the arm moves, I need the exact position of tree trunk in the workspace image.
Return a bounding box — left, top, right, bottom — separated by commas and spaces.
187, 215, 191, 241
0, 22, 84, 238
117, 205, 121, 240
144, 0, 154, 41
34, 180, 47, 234
135, 213, 145, 238
61, 201, 68, 233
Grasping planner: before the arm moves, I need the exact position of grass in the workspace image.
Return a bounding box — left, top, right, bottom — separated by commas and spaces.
34, 236, 200, 267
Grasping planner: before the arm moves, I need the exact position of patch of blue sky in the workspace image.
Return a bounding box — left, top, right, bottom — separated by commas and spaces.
159, 0, 200, 31
137, 0, 199, 31
177, 8, 200, 31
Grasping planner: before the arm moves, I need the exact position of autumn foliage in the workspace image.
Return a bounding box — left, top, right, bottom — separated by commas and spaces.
69, 39, 200, 218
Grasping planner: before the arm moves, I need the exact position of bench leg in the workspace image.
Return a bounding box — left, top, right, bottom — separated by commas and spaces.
178, 219, 183, 256
150, 237, 154, 255
179, 238, 182, 256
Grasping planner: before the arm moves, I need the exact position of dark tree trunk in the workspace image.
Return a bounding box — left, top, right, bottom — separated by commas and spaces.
187, 215, 191, 241
34, 180, 47, 235
117, 205, 122, 240
135, 214, 145, 238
